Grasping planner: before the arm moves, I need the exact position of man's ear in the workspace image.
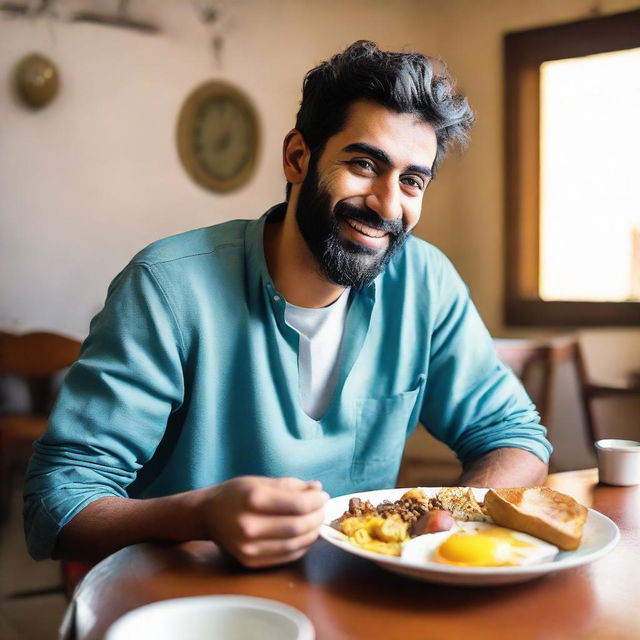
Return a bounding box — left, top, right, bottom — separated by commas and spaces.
282, 129, 311, 184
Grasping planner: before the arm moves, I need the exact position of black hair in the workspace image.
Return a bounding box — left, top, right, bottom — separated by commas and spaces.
287, 40, 475, 199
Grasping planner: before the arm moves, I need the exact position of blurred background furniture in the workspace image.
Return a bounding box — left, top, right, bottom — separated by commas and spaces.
0, 331, 81, 521
573, 329, 640, 445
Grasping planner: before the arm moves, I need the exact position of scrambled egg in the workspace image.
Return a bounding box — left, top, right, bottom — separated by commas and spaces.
339, 514, 409, 556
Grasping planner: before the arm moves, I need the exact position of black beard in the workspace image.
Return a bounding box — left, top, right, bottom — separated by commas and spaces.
295, 163, 410, 289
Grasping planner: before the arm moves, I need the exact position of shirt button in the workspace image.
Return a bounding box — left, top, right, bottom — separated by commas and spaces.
273, 295, 280, 302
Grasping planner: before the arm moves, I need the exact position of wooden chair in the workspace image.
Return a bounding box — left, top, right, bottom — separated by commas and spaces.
0, 330, 81, 520
573, 330, 640, 445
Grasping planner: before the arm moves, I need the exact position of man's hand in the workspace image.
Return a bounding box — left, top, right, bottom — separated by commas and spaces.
54, 475, 328, 567
198, 476, 329, 568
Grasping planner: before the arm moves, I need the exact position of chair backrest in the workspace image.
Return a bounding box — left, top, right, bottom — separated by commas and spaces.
493, 337, 574, 425
0, 331, 81, 376
574, 329, 640, 388
573, 329, 640, 444
0, 331, 82, 414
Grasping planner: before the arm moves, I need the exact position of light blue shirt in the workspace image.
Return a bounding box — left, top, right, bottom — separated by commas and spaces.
24, 204, 551, 559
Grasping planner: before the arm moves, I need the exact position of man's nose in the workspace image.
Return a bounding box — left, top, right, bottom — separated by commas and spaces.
364, 178, 402, 220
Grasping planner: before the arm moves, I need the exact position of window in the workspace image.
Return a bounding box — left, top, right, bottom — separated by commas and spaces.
504, 10, 640, 325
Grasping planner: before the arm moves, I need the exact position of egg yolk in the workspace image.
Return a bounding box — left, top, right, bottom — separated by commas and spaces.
434, 526, 535, 567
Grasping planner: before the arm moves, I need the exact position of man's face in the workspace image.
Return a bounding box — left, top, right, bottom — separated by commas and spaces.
296, 100, 438, 289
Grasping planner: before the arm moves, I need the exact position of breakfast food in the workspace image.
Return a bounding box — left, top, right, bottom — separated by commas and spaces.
336, 489, 436, 555
337, 489, 431, 527
339, 513, 410, 556
410, 509, 456, 537
432, 487, 491, 522
333, 485, 589, 563
402, 522, 559, 567
483, 487, 588, 551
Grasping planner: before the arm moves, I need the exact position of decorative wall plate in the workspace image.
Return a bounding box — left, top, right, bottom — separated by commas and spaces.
14, 53, 59, 109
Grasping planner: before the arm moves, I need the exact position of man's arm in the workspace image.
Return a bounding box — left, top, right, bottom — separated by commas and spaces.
54, 476, 328, 568
418, 252, 552, 481
456, 447, 548, 488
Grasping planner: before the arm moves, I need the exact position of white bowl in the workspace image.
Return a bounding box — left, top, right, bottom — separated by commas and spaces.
105, 595, 315, 640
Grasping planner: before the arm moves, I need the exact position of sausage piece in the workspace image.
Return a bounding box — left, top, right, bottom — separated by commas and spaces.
409, 509, 456, 537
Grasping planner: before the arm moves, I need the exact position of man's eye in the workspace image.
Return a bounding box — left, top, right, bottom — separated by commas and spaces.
349, 159, 375, 172
401, 175, 425, 190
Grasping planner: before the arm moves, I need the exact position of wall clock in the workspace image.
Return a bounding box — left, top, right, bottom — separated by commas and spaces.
176, 80, 260, 193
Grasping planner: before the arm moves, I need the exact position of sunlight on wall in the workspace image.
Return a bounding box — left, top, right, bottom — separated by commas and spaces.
539, 47, 640, 302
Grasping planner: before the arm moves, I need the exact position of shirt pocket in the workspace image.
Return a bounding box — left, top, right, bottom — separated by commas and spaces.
351, 376, 425, 486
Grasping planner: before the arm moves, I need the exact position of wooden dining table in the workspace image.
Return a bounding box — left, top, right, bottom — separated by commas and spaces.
65, 469, 639, 640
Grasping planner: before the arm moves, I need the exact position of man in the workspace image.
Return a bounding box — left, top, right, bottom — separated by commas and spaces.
24, 41, 551, 569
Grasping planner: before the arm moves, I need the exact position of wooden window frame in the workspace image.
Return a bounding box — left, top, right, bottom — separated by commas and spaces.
504, 9, 640, 326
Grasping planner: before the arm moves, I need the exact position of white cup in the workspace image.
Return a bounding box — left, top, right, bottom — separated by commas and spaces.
595, 439, 640, 486
105, 595, 315, 640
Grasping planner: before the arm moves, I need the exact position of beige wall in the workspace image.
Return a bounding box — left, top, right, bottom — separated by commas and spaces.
2, 0, 639, 471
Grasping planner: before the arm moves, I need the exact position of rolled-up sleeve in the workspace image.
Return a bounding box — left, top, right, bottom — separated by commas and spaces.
419, 255, 552, 466
23, 262, 185, 560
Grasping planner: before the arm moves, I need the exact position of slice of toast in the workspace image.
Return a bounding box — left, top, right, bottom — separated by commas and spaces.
484, 487, 588, 550
435, 487, 490, 522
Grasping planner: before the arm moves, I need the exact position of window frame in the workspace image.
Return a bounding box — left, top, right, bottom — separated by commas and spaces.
504, 9, 640, 326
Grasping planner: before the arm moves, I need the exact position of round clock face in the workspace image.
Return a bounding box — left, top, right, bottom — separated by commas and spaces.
176, 81, 259, 193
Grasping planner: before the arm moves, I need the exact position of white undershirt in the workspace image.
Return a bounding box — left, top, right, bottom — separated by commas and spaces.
284, 290, 350, 420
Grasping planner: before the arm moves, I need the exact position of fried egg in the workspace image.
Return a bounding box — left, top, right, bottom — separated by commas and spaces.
401, 522, 559, 568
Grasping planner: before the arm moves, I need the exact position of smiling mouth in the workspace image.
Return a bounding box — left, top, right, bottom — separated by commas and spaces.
343, 217, 388, 239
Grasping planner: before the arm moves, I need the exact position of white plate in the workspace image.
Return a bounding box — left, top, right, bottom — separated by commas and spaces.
320, 487, 620, 586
